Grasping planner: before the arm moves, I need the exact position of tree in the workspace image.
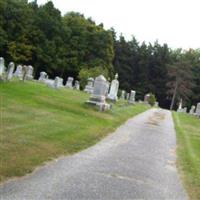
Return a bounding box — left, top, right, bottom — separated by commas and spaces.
166, 55, 194, 110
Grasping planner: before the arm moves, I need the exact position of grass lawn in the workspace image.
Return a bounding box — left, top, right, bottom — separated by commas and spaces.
173, 112, 200, 200
0, 80, 149, 183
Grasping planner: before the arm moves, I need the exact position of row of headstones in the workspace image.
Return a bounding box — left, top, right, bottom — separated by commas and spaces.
84, 74, 136, 103
38, 71, 80, 90
177, 100, 200, 117
0, 57, 33, 80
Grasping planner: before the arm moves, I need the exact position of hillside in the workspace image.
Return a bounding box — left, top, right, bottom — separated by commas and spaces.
0, 80, 149, 182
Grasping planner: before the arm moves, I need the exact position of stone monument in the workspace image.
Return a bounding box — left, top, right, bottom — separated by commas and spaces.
144, 93, 150, 103
107, 74, 119, 101
177, 99, 183, 112
129, 90, 136, 104
196, 103, 200, 117
84, 77, 94, 94
14, 65, 23, 79
6, 62, 15, 80
121, 90, 125, 99
26, 65, 34, 80
86, 75, 110, 111
189, 105, 196, 115
65, 77, 74, 89
0, 57, 5, 76
74, 80, 80, 90
38, 72, 48, 82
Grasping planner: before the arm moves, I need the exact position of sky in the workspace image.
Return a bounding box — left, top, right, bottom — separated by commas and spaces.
35, 0, 200, 49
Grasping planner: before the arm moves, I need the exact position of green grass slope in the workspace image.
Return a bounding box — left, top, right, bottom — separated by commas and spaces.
173, 112, 200, 200
0, 80, 149, 182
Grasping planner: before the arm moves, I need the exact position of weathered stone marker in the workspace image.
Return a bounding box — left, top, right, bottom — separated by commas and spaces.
84, 77, 94, 94
129, 90, 136, 104
107, 74, 119, 101
6, 62, 15, 80
65, 77, 74, 89
0, 57, 5, 76
86, 75, 110, 111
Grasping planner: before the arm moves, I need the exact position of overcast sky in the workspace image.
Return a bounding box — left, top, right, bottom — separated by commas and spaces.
35, 0, 200, 49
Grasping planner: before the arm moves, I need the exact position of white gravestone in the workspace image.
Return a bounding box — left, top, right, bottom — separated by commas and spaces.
86, 75, 110, 111
6, 62, 15, 80
38, 72, 48, 82
74, 80, 80, 90
129, 90, 136, 104
0, 57, 5, 76
189, 105, 196, 115
14, 65, 23, 79
84, 77, 94, 94
196, 103, 200, 117
65, 77, 74, 89
58, 77, 64, 87
107, 74, 119, 101
177, 99, 183, 112
121, 90, 125, 99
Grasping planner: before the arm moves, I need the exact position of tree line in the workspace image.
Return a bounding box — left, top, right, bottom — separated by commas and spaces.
0, 0, 199, 109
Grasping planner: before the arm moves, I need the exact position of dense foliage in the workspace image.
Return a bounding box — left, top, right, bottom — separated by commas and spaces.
0, 0, 199, 109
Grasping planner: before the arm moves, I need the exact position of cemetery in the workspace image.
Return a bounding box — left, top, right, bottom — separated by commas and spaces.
0, 0, 200, 199
0, 57, 151, 183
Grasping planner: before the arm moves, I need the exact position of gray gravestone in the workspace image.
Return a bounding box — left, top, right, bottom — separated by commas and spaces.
129, 90, 136, 104
107, 74, 119, 101
144, 93, 150, 103
121, 90, 125, 99
189, 105, 196, 115
26, 65, 34, 80
14, 65, 23, 79
65, 77, 74, 89
126, 93, 130, 100
38, 72, 47, 82
74, 80, 80, 90
6, 62, 15, 80
84, 77, 94, 94
86, 75, 110, 111
0, 57, 5, 76
196, 103, 200, 117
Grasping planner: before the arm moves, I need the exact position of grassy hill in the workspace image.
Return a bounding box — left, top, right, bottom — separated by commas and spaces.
173, 112, 200, 200
0, 80, 149, 182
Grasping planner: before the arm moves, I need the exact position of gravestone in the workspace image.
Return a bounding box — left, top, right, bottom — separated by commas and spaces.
58, 77, 64, 87
121, 90, 125, 99
26, 65, 34, 80
155, 101, 159, 107
65, 77, 74, 89
74, 80, 80, 90
84, 77, 94, 94
144, 93, 150, 103
177, 99, 183, 112
14, 65, 23, 79
129, 90, 136, 104
107, 74, 119, 101
182, 107, 187, 113
53, 76, 60, 89
196, 103, 200, 117
86, 75, 110, 111
0, 57, 5, 76
38, 72, 47, 82
6, 62, 15, 80
126, 93, 130, 100
189, 105, 196, 115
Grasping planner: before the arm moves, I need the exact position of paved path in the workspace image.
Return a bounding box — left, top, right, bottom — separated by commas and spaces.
0, 108, 187, 200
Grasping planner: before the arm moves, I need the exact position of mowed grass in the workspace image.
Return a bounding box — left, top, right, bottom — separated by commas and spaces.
173, 112, 200, 200
0, 80, 149, 182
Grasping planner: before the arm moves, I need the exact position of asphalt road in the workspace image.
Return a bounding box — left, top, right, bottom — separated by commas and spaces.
0, 108, 188, 200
